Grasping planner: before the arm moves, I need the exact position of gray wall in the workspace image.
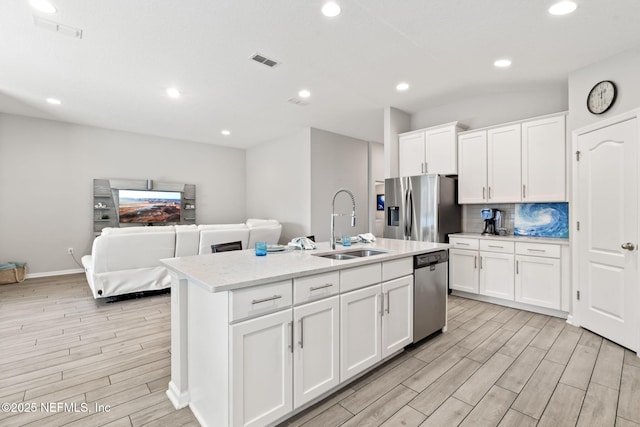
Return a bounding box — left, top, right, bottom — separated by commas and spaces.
383, 107, 411, 179
310, 129, 370, 242
411, 82, 568, 131
245, 129, 312, 243
567, 46, 640, 133
0, 113, 246, 275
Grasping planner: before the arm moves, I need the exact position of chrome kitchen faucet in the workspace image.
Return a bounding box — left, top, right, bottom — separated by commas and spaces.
330, 188, 356, 250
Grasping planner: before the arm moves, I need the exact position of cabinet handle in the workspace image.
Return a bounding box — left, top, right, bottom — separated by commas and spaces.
425, 162, 428, 174
288, 321, 294, 353
482, 187, 486, 199
522, 184, 526, 199
310, 283, 333, 292
474, 256, 477, 269
456, 242, 470, 246
479, 256, 483, 269
527, 249, 546, 253
380, 293, 384, 316
516, 260, 519, 274
251, 295, 282, 305
488, 187, 492, 200
385, 292, 390, 314
298, 318, 304, 349
488, 245, 504, 249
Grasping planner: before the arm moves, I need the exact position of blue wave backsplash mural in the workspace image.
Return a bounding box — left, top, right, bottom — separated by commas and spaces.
514, 203, 569, 238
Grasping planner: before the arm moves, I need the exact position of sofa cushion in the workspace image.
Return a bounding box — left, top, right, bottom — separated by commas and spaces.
101, 226, 175, 235
92, 232, 177, 273
246, 218, 280, 228
198, 224, 249, 254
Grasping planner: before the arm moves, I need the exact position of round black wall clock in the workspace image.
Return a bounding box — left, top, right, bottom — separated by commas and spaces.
587, 80, 617, 115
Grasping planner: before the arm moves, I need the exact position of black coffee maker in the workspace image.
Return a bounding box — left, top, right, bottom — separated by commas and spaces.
481, 208, 502, 235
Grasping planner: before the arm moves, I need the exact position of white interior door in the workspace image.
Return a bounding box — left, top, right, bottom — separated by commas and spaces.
575, 115, 639, 351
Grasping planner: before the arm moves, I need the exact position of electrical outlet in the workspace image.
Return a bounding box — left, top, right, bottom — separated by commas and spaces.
67, 248, 74, 255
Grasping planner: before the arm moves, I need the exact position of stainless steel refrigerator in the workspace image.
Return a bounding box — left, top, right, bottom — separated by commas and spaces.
383, 175, 461, 242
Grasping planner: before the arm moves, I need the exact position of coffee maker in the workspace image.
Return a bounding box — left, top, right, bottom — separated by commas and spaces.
481, 208, 502, 235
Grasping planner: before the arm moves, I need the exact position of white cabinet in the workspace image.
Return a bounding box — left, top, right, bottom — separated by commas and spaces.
515, 242, 561, 309
293, 296, 340, 407
340, 285, 382, 381
381, 275, 414, 358
457, 113, 566, 204
487, 124, 522, 202
340, 273, 414, 381
231, 309, 293, 427
458, 131, 488, 203
479, 252, 515, 300
521, 115, 566, 202
399, 122, 462, 177
449, 248, 479, 293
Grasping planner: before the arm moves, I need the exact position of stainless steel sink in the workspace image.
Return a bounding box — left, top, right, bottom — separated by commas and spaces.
316, 253, 359, 260
314, 249, 388, 260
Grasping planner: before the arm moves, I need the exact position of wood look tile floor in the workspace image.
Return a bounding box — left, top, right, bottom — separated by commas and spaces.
1, 274, 639, 427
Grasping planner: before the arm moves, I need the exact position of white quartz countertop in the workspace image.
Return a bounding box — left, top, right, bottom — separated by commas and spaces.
449, 233, 569, 246
161, 238, 449, 293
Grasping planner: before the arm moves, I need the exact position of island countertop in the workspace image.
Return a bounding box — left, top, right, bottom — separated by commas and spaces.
161, 237, 449, 293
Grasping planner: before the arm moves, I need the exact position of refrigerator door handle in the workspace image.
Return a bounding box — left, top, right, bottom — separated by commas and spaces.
404, 188, 410, 238
407, 189, 414, 238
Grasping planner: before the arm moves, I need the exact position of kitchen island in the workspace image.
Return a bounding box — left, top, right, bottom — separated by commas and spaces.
161, 238, 449, 427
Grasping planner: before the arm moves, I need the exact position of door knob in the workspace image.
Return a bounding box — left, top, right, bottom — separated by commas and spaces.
621, 242, 636, 251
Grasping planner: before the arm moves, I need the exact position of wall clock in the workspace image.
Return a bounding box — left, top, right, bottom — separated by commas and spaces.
587, 80, 617, 115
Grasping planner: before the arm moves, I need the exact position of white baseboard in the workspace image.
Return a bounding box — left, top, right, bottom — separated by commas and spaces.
26, 268, 84, 279
451, 290, 569, 319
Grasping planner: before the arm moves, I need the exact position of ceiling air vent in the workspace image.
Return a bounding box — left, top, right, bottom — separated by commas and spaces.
33, 16, 83, 39
287, 97, 310, 107
250, 52, 280, 68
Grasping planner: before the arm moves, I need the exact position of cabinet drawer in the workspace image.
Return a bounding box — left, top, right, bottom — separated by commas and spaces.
480, 240, 514, 254
230, 280, 293, 322
515, 242, 560, 258
382, 257, 413, 282
293, 271, 340, 305
449, 237, 479, 250
340, 263, 382, 293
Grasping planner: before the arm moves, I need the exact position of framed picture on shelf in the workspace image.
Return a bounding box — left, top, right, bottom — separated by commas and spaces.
377, 194, 384, 211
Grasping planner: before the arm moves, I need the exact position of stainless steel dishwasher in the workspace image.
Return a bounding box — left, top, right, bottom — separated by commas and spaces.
413, 250, 448, 343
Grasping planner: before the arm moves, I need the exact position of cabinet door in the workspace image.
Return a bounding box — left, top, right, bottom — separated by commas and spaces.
293, 296, 340, 408
425, 126, 457, 175
340, 285, 382, 381
479, 252, 515, 300
515, 255, 561, 309
399, 132, 426, 177
449, 249, 479, 293
487, 124, 521, 202
381, 275, 413, 358
231, 310, 293, 427
458, 131, 487, 203
521, 115, 566, 202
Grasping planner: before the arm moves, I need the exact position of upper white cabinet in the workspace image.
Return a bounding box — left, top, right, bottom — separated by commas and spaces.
458, 113, 566, 204
521, 115, 566, 202
487, 124, 522, 202
458, 131, 488, 203
399, 122, 463, 177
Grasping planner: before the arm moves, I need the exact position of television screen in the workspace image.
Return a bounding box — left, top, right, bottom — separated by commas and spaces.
118, 190, 181, 224
377, 194, 384, 211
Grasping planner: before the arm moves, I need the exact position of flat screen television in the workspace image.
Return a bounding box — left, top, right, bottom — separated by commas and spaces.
118, 189, 181, 224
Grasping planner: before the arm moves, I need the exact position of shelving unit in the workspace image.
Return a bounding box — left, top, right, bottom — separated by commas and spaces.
93, 179, 118, 234
181, 184, 197, 224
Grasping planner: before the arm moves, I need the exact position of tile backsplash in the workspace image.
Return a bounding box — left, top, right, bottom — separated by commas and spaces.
462, 204, 515, 234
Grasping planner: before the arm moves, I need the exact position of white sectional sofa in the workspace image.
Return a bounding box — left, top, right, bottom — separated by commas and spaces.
81, 219, 282, 299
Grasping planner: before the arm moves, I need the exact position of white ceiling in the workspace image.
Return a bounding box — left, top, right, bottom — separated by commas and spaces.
1, 0, 639, 148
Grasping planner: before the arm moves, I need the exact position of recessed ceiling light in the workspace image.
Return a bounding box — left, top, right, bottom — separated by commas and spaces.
396, 82, 410, 91
494, 59, 512, 68
298, 89, 311, 98
549, 1, 577, 15
221, 130, 231, 136
46, 98, 61, 105
29, 0, 56, 14
166, 87, 181, 99
322, 2, 341, 17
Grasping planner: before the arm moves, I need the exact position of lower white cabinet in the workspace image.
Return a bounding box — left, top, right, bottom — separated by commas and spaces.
340, 275, 414, 381
340, 285, 382, 381
479, 252, 514, 300
382, 276, 414, 358
449, 249, 479, 293
293, 296, 340, 407
231, 309, 293, 427
515, 255, 561, 309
